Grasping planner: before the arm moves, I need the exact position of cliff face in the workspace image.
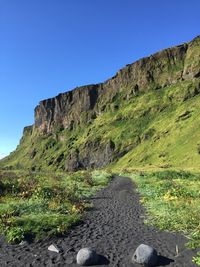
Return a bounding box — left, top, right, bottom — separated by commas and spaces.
1, 36, 200, 171
34, 36, 199, 134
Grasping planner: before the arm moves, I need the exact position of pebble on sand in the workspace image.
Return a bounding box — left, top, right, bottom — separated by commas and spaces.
132, 244, 158, 267
76, 247, 99, 266
48, 244, 60, 253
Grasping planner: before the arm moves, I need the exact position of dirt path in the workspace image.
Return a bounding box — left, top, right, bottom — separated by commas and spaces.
0, 176, 198, 266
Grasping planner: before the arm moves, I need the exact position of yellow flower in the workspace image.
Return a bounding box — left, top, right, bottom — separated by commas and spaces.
71, 203, 84, 213
140, 198, 145, 204
48, 201, 59, 209
72, 205, 79, 212
163, 191, 177, 201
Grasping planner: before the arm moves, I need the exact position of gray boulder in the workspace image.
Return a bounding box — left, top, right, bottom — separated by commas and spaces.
76, 247, 99, 266
132, 244, 158, 266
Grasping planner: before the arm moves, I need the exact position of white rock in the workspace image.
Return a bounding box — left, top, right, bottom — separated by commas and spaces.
48, 244, 60, 253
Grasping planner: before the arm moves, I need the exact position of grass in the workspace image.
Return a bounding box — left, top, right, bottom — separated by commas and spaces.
127, 170, 200, 265
0, 170, 112, 243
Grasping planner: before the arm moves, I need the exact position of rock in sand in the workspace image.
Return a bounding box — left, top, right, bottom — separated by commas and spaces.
132, 244, 158, 266
48, 244, 60, 253
76, 247, 99, 266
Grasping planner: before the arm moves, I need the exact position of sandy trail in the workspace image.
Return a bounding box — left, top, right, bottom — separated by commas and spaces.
0, 176, 198, 266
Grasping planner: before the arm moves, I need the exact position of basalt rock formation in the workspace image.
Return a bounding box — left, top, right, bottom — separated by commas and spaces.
1, 36, 200, 171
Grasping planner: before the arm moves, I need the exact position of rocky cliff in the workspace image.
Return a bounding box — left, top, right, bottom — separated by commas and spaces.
1, 36, 200, 171
34, 37, 200, 134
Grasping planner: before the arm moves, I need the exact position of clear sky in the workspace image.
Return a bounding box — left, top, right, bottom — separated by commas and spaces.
0, 0, 200, 158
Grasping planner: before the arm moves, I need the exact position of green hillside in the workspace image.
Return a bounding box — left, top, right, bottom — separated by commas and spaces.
1, 78, 200, 172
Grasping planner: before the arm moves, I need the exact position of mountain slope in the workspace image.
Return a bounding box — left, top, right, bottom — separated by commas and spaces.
1, 36, 200, 171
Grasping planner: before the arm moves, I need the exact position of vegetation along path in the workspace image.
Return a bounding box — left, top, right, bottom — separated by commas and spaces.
0, 176, 198, 266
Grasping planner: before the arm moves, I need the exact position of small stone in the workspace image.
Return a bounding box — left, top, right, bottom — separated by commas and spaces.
132, 244, 158, 267
48, 244, 60, 253
19, 241, 28, 246
76, 247, 99, 266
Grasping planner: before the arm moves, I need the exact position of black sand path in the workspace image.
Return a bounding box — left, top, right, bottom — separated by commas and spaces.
0, 176, 198, 266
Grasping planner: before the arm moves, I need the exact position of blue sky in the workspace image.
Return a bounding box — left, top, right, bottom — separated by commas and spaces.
0, 0, 200, 158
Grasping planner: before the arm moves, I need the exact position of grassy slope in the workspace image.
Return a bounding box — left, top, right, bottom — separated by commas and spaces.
111, 80, 200, 171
